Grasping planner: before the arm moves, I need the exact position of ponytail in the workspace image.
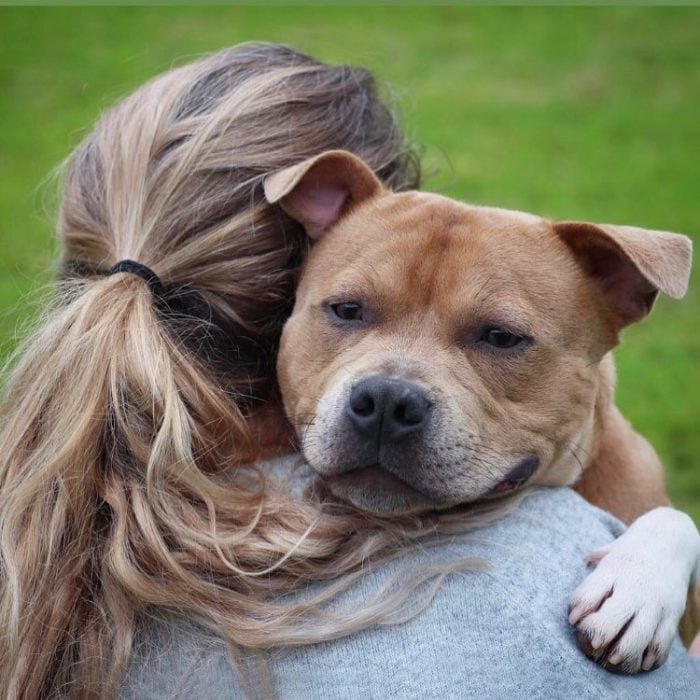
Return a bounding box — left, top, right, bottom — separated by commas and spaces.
0, 277, 157, 695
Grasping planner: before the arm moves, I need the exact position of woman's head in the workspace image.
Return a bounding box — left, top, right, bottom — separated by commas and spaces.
0, 43, 425, 698
58, 42, 419, 410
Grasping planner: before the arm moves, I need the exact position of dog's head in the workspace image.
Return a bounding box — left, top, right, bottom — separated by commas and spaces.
266, 151, 692, 514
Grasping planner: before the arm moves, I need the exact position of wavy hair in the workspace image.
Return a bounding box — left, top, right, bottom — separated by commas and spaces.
0, 44, 504, 699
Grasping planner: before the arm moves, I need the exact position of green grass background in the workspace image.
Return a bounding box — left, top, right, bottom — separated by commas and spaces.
1, 6, 698, 522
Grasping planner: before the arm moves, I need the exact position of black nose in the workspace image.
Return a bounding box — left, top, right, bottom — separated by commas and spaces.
347, 376, 431, 444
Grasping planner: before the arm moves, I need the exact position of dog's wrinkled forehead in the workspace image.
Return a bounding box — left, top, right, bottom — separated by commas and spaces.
300, 192, 581, 332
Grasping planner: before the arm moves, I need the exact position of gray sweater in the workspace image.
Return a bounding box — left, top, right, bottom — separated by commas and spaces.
122, 487, 698, 699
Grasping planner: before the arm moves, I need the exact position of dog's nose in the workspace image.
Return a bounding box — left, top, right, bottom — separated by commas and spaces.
347, 376, 431, 443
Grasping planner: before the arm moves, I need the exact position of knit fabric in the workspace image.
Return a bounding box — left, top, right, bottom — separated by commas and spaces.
122, 476, 699, 699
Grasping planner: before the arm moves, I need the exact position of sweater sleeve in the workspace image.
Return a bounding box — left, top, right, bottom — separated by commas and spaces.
121, 487, 698, 699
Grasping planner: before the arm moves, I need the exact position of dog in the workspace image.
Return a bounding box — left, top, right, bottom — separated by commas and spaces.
263, 150, 700, 674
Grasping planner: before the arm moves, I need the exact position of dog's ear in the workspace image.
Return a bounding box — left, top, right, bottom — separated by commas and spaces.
555, 221, 692, 328
263, 150, 384, 238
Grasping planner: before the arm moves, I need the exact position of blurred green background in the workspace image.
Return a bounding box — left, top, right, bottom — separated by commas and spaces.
1, 7, 698, 521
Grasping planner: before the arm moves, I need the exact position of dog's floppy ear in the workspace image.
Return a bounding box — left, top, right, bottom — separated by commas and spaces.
263, 150, 383, 238
555, 221, 692, 328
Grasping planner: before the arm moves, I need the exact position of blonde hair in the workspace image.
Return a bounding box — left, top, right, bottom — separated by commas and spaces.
0, 44, 502, 699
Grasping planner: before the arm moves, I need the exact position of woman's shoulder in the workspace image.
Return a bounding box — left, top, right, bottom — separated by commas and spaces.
121, 487, 698, 699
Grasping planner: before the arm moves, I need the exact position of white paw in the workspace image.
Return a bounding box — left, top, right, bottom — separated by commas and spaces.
568, 508, 700, 674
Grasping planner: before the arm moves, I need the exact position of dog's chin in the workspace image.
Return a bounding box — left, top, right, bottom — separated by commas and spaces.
322, 467, 444, 515
310, 452, 541, 514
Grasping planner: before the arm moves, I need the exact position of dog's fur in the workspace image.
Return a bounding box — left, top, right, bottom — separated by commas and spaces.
265, 151, 699, 674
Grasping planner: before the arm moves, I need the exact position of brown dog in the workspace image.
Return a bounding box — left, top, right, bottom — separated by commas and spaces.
264, 150, 698, 672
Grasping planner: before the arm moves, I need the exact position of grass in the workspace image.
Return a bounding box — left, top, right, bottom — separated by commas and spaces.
0, 6, 698, 522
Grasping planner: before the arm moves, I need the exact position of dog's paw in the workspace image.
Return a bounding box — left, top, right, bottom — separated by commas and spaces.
568, 507, 700, 674
569, 560, 683, 673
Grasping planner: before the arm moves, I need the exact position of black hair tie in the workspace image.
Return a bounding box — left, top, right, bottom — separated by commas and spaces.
109, 260, 163, 296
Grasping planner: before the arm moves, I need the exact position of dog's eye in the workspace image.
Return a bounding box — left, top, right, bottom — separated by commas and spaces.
480, 327, 524, 349
330, 302, 363, 321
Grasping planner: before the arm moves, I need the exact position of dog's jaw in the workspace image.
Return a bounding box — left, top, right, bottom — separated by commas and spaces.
322, 468, 439, 514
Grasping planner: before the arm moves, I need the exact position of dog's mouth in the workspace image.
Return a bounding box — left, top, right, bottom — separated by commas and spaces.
486, 455, 540, 497
321, 466, 437, 513
316, 455, 540, 514
323, 466, 424, 498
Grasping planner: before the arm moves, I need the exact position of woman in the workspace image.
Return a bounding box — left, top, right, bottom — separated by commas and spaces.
0, 44, 696, 699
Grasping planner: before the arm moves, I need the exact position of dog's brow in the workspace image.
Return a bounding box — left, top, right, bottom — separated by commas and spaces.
326, 264, 383, 297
